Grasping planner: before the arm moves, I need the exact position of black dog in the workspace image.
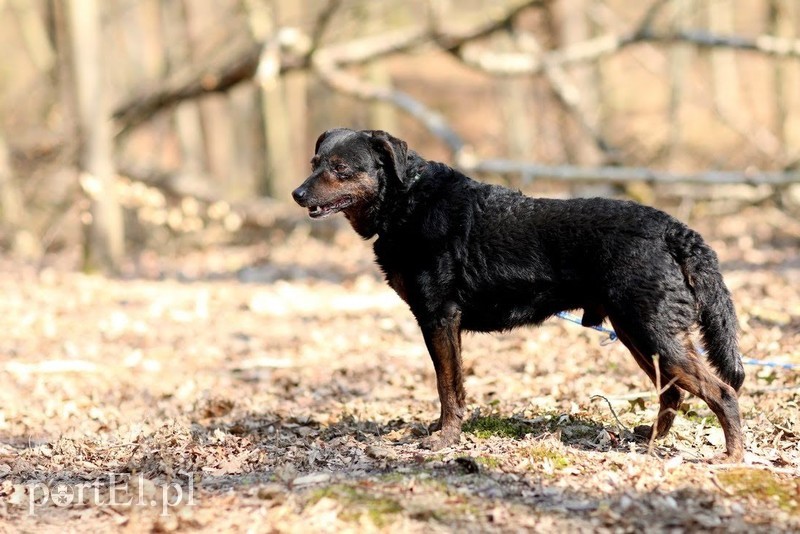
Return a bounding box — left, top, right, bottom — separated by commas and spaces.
292, 128, 744, 461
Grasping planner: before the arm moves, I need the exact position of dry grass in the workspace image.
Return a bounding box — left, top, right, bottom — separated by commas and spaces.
1, 204, 799, 532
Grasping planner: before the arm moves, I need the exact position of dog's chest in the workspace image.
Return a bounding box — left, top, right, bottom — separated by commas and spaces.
386, 272, 409, 303
373, 238, 411, 304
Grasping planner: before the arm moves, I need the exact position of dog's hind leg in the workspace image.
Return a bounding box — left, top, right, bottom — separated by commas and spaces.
611, 316, 743, 461
663, 344, 744, 461
419, 303, 466, 450
611, 323, 685, 440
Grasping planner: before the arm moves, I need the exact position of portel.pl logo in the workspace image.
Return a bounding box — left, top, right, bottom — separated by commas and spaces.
24, 473, 196, 516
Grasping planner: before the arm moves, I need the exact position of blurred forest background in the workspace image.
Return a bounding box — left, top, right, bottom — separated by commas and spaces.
0, 0, 799, 273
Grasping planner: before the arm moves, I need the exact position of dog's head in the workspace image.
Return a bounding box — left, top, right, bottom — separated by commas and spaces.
291, 128, 412, 236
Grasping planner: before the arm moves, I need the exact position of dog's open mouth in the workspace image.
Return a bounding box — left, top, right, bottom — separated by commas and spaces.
308, 196, 354, 219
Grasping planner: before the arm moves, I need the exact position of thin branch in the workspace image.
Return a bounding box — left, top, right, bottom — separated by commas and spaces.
648, 354, 663, 455
647, 354, 681, 456
657, 30, 800, 57
311, 26, 428, 67
590, 394, 630, 434
108, 0, 800, 185
307, 1, 553, 155
514, 31, 620, 161
112, 0, 800, 137
634, 0, 671, 37
309, 0, 343, 53
431, 0, 552, 52
467, 160, 800, 185
590, 1, 782, 161
112, 26, 427, 134
311, 55, 466, 154
456, 26, 800, 77
113, 41, 277, 136
112, 0, 551, 134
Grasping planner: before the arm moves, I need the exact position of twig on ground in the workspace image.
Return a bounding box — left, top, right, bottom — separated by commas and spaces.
590, 394, 630, 435
649, 354, 661, 455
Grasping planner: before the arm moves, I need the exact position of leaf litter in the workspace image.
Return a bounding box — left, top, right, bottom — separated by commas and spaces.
0, 206, 799, 532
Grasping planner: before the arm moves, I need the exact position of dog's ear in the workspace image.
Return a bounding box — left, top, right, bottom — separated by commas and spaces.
314, 130, 332, 155
314, 128, 350, 154
365, 130, 408, 184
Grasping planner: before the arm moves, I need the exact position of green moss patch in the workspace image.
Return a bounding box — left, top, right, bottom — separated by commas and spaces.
681, 407, 721, 427
307, 484, 403, 527
462, 412, 605, 444
718, 469, 800, 514
525, 443, 570, 470
462, 415, 535, 439
474, 455, 501, 469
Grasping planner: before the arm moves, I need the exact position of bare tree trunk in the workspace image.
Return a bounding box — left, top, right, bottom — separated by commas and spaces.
245, 0, 294, 201
0, 131, 22, 234
666, 0, 693, 166
68, 0, 125, 272
556, 0, 599, 165
769, 0, 794, 162
705, 0, 782, 160
162, 0, 207, 173
137, 0, 173, 169
709, 0, 741, 118
367, 1, 397, 133
280, 0, 308, 188
229, 84, 259, 197
497, 30, 534, 179
587, 0, 607, 148
9, 0, 55, 72
0, 129, 40, 259
793, 1, 800, 161
540, 3, 569, 163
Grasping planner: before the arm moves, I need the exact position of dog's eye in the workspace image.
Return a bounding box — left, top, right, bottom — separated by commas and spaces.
334, 164, 348, 174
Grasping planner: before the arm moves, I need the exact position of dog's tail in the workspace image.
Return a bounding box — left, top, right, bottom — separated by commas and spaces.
667, 224, 745, 391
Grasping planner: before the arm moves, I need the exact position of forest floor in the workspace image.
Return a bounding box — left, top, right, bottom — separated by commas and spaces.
1, 205, 799, 533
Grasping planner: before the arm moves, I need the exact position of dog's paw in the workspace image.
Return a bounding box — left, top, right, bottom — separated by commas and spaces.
633, 424, 670, 441
420, 431, 460, 451
427, 419, 442, 433
707, 450, 744, 464
633, 425, 656, 441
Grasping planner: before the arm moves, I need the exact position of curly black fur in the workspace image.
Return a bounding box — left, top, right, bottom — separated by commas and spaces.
292, 128, 745, 460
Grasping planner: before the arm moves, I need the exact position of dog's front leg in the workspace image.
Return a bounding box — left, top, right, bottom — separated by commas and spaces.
420, 305, 465, 450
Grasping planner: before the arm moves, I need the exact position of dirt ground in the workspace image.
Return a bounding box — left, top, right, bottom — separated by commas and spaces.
1, 204, 799, 533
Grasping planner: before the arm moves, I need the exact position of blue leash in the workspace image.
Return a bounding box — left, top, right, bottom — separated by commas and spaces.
555, 311, 800, 371
740, 358, 800, 370
556, 312, 618, 345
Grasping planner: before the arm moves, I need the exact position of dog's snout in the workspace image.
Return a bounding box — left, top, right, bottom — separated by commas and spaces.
292, 186, 308, 205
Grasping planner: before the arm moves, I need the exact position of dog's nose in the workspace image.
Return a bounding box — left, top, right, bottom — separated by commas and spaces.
292, 186, 307, 205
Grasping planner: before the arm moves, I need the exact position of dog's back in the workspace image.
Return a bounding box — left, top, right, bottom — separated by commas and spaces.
378, 163, 714, 333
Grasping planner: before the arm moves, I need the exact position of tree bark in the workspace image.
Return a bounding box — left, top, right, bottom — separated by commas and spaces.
768, 0, 795, 162
367, 1, 397, 133
0, 131, 23, 236
68, 0, 125, 273
9, 0, 55, 72
245, 0, 293, 200
162, 0, 207, 173
556, 0, 600, 165
280, 0, 309, 191
709, 0, 741, 117
666, 0, 693, 166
